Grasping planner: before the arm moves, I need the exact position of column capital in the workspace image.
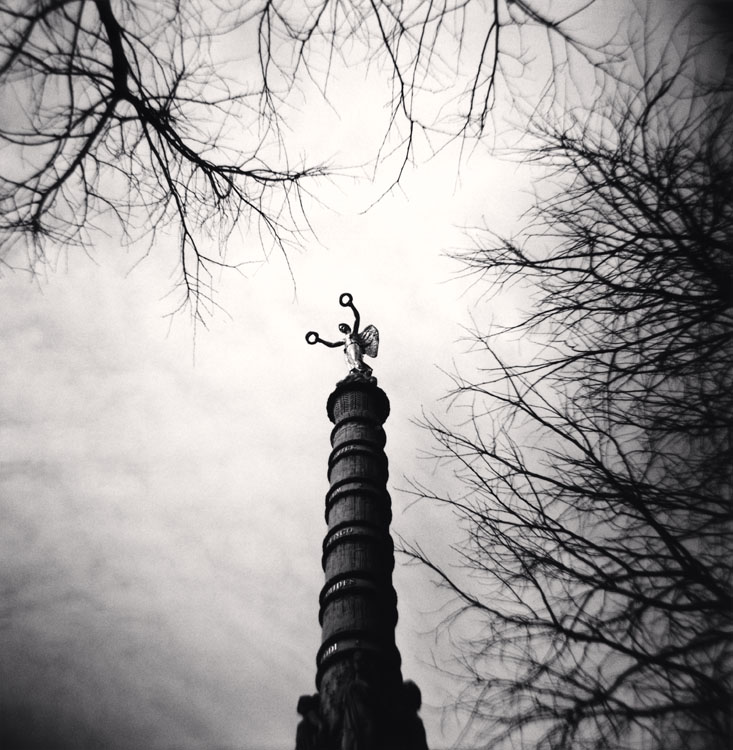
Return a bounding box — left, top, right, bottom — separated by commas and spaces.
327, 375, 390, 426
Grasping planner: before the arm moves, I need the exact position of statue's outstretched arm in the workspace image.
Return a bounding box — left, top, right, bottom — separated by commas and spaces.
340, 292, 360, 334
306, 331, 343, 348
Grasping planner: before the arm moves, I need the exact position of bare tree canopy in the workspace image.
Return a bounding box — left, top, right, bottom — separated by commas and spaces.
0, 0, 324, 317
0, 0, 602, 316
407, 8, 733, 750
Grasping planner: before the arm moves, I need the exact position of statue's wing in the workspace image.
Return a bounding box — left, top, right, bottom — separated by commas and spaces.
357, 325, 379, 358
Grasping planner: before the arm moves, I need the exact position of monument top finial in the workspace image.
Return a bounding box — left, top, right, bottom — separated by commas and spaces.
306, 292, 380, 379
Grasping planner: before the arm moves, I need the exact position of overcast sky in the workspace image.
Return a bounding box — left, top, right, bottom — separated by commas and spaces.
0, 78, 534, 748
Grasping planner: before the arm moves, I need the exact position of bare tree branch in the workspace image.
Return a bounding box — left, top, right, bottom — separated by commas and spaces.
0, 0, 605, 316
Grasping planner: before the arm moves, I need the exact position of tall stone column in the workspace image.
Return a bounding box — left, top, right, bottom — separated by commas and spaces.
316, 375, 403, 748
299, 295, 428, 750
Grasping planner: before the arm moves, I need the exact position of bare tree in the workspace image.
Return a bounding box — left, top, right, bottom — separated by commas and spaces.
406, 10, 733, 750
0, 0, 602, 317
0, 0, 325, 319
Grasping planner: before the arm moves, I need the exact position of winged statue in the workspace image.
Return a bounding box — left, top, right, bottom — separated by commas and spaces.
306, 293, 380, 377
